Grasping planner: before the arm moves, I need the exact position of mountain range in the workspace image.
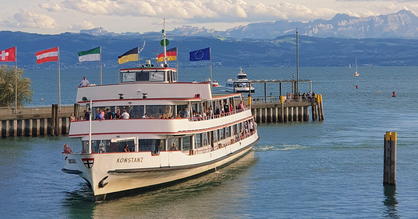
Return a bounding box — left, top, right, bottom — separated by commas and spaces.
2, 10, 418, 69
81, 10, 418, 39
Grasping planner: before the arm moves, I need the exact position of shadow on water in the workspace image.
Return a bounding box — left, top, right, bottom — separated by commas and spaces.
61, 151, 258, 218
383, 185, 399, 219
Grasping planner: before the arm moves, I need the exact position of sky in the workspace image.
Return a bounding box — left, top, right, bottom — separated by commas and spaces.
0, 0, 417, 34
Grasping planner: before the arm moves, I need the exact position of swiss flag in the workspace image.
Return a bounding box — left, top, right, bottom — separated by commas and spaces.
0, 47, 16, 62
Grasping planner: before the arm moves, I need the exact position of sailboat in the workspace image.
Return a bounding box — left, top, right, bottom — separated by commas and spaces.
354, 58, 359, 77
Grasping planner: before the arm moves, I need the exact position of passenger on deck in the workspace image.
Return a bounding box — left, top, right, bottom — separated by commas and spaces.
183, 108, 189, 118
142, 113, 149, 119
215, 107, 220, 116
224, 102, 230, 114
238, 101, 244, 110
149, 115, 154, 119
249, 120, 254, 133
124, 144, 130, 152
105, 109, 113, 120
122, 110, 130, 119
96, 110, 103, 120
100, 109, 105, 120
70, 113, 77, 122
115, 109, 122, 119
170, 143, 177, 151
176, 114, 181, 119
79, 76, 89, 87
83, 110, 89, 120
63, 144, 73, 160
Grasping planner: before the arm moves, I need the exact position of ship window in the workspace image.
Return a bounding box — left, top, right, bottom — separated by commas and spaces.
237, 75, 247, 80
226, 127, 231, 138
168, 138, 180, 151
213, 130, 218, 143
121, 72, 135, 82
146, 105, 174, 119
177, 105, 187, 118
195, 134, 202, 148
150, 71, 164, 82
139, 139, 164, 153
220, 128, 224, 140
233, 124, 238, 135
182, 136, 191, 152
136, 72, 150, 81
172, 71, 177, 81
202, 132, 208, 146
130, 105, 144, 119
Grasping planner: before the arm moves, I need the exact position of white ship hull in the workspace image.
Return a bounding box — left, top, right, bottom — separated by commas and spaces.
225, 85, 255, 93
64, 134, 259, 201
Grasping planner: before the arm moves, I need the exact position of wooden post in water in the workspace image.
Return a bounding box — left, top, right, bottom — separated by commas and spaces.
280, 96, 285, 122
36, 119, 40, 136
51, 104, 57, 136
383, 132, 397, 185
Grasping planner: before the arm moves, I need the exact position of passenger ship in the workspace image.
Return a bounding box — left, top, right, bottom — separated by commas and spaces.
62, 60, 259, 201
225, 68, 255, 93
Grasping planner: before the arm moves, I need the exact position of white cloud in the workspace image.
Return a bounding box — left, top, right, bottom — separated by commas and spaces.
3, 10, 58, 29
56, 0, 339, 22
39, 3, 64, 12
67, 21, 95, 30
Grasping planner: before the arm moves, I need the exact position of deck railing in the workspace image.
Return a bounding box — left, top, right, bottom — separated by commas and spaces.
188, 106, 250, 122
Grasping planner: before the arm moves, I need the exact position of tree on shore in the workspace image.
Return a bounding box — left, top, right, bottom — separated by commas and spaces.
0, 65, 33, 107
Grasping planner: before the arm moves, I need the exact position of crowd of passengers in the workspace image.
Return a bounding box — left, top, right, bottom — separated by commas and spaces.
286, 91, 316, 102
81, 100, 247, 121
191, 100, 245, 121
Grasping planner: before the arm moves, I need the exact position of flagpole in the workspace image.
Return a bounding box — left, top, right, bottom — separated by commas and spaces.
58, 47, 61, 109
209, 47, 212, 81
15, 47, 18, 113
176, 47, 179, 80
100, 47, 102, 85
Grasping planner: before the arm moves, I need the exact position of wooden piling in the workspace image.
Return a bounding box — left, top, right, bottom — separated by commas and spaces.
13, 120, 17, 136
264, 108, 267, 123
5, 120, 10, 137
36, 119, 41, 136
384, 132, 397, 185
275, 107, 279, 123
42, 118, 48, 135
26, 119, 33, 136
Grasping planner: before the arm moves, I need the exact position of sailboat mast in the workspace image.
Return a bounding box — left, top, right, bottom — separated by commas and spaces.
355, 58, 357, 72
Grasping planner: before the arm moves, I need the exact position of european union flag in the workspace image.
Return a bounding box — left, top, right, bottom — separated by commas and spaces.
189, 47, 210, 61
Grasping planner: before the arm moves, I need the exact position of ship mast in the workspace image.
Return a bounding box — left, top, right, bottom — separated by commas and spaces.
163, 18, 167, 65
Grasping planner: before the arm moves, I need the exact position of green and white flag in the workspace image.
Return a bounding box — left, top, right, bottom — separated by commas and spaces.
78, 47, 100, 62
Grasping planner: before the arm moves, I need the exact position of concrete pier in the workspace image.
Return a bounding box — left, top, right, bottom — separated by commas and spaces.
0, 104, 83, 138
248, 94, 324, 123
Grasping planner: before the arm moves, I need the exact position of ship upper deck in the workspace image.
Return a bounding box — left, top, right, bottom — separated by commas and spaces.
76, 66, 213, 103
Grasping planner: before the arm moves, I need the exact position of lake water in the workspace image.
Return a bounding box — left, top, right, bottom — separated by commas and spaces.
1, 66, 418, 218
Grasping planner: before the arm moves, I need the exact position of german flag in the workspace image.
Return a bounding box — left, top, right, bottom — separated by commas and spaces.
118, 47, 138, 64
157, 47, 177, 63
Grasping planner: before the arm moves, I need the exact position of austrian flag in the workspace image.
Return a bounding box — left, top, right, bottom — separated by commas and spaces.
0, 47, 16, 62
35, 47, 59, 64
